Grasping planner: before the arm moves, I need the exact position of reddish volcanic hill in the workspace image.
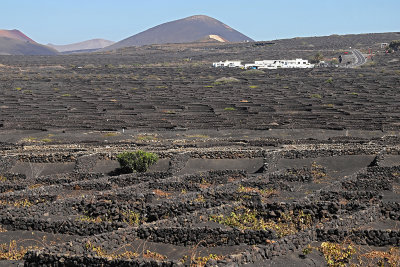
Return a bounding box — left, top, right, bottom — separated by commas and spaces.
0, 29, 57, 55
0, 29, 36, 43
103, 15, 253, 51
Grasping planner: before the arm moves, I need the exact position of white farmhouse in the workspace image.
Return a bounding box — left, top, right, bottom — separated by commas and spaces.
214, 58, 313, 69
280, 59, 314, 68
213, 60, 243, 68
245, 60, 275, 69
245, 59, 314, 69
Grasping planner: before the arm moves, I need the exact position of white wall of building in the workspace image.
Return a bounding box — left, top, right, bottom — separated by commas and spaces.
212, 60, 242, 68
213, 59, 314, 69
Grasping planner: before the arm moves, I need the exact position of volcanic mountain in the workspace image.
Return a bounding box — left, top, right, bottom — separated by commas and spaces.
0, 29, 57, 55
0, 29, 36, 42
48, 39, 115, 53
103, 15, 253, 50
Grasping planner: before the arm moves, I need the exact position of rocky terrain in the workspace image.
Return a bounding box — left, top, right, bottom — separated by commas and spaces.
0, 32, 399, 266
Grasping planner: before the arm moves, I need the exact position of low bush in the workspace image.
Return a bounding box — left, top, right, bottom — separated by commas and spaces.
0, 240, 40, 260
303, 242, 399, 267
389, 40, 400, 51
310, 52, 324, 63
210, 207, 312, 237
117, 151, 158, 173
310, 94, 322, 99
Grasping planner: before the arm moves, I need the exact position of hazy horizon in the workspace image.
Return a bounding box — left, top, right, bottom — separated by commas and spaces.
1, 0, 399, 45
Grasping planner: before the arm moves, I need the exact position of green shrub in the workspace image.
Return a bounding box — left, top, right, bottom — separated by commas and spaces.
389, 40, 400, 51
310, 94, 322, 99
117, 151, 158, 173
209, 208, 312, 237
310, 52, 324, 63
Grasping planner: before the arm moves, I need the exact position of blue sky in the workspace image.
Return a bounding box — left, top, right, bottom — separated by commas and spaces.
1, 0, 399, 44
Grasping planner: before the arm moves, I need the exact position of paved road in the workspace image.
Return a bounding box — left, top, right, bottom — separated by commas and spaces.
350, 49, 367, 67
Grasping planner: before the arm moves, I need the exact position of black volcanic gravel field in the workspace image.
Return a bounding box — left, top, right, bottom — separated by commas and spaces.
0, 33, 399, 266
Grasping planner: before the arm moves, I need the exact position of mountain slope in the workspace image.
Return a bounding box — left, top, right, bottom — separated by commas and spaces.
48, 39, 115, 52
104, 15, 253, 50
0, 29, 36, 43
0, 37, 58, 55
0, 29, 58, 55
196, 34, 228, 43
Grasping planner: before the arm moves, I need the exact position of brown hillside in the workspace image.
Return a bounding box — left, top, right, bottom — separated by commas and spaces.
103, 15, 253, 50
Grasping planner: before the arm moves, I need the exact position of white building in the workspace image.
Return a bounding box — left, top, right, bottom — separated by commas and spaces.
212, 60, 243, 68
246, 60, 277, 69
245, 59, 314, 69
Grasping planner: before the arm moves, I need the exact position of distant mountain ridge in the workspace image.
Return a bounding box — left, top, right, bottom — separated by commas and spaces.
103, 15, 253, 51
48, 39, 115, 52
0, 29, 57, 55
